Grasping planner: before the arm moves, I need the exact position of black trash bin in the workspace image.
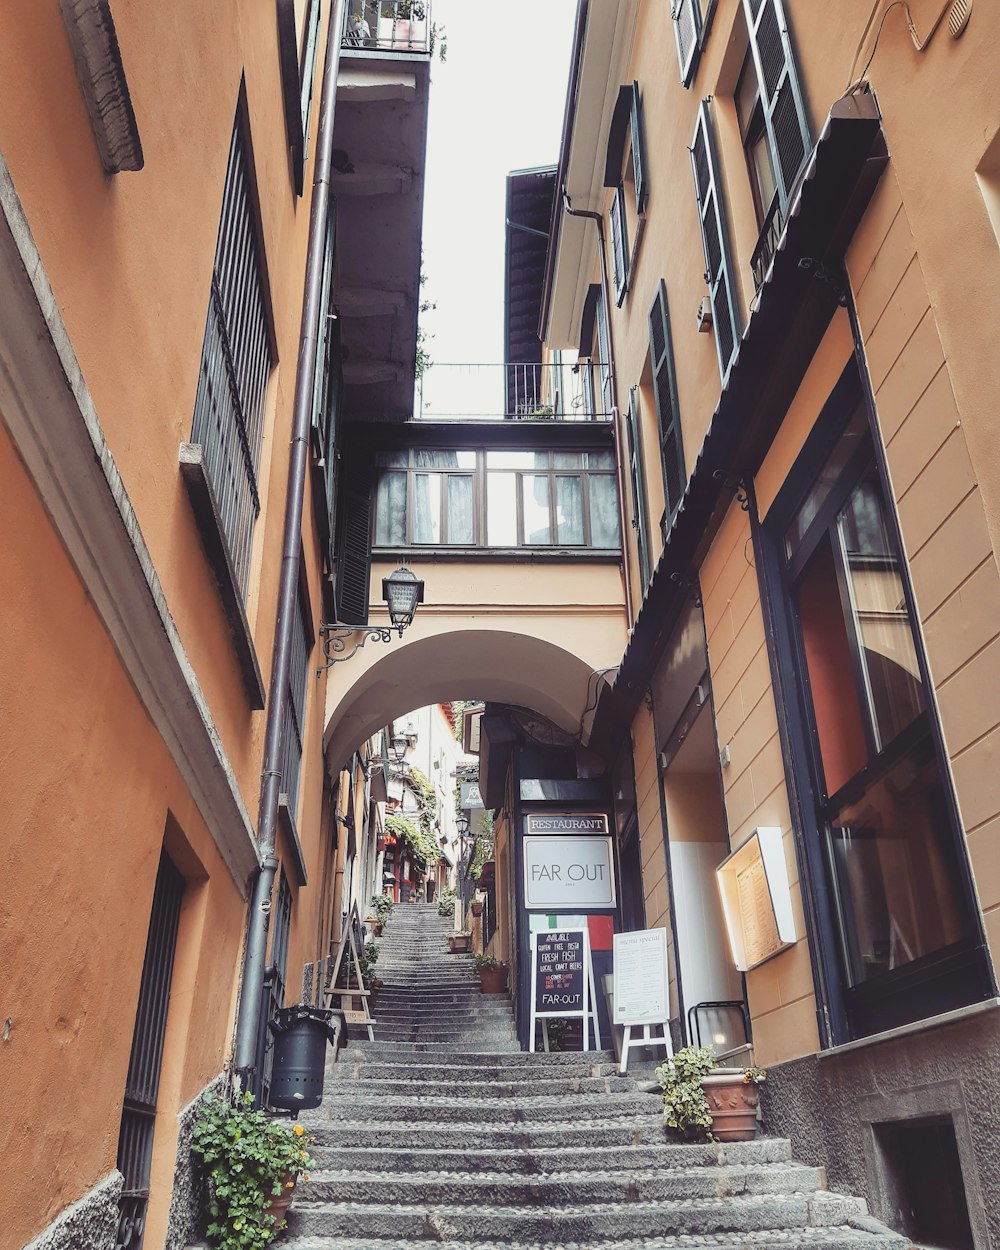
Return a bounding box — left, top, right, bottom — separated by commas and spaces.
268, 1004, 345, 1112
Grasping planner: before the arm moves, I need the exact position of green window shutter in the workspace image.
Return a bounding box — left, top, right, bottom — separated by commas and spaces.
671, 0, 702, 87
625, 388, 651, 591
648, 280, 685, 528
630, 83, 648, 215
742, 0, 811, 214
690, 101, 741, 381
334, 457, 374, 627
609, 184, 629, 307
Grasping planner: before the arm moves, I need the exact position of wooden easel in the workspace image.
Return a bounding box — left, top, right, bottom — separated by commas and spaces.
618, 1021, 672, 1074
323, 905, 376, 1042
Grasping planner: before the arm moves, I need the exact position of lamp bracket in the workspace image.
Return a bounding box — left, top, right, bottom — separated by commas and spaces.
317, 622, 406, 672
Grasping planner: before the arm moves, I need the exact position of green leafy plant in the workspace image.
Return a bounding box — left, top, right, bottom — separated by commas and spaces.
437, 886, 457, 918
370, 893, 393, 929
471, 809, 495, 881
357, 939, 380, 990
384, 811, 438, 872
191, 1092, 314, 1250
473, 952, 500, 970
655, 1045, 718, 1141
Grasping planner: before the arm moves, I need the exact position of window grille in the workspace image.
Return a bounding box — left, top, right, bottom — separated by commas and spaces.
115, 852, 185, 1250
191, 111, 273, 598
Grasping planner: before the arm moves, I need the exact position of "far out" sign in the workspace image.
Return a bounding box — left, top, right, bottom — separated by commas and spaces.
523, 814, 615, 910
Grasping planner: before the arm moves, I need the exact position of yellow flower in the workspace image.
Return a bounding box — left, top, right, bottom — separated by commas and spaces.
293, 1124, 305, 1136
300, 1150, 307, 1159
285, 1180, 295, 1189
302, 1174, 310, 1182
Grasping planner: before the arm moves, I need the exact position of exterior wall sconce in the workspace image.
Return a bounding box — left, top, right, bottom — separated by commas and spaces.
318, 567, 424, 669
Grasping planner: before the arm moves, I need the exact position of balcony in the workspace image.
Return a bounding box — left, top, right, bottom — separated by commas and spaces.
343, 1, 432, 55
417, 362, 610, 422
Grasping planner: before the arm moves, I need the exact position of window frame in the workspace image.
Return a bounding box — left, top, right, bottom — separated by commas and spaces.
625, 388, 652, 591
371, 447, 621, 554
755, 359, 994, 1044
277, 0, 323, 196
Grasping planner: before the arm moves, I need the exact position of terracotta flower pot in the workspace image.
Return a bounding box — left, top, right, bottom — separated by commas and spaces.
701, 1072, 761, 1142
471, 901, 484, 917
266, 1173, 297, 1226
478, 964, 508, 994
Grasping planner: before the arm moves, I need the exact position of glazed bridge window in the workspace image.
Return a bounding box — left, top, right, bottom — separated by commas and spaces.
373, 448, 620, 551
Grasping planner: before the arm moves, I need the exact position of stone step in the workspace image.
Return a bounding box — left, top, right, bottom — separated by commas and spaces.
285, 1191, 873, 1242
370, 1028, 518, 1043
330, 1059, 617, 1082
312, 1091, 663, 1125
372, 1002, 513, 1017
283, 1231, 905, 1250
308, 1138, 795, 1175
323, 1074, 636, 1099
304, 1116, 717, 1151
339, 1045, 615, 1065
303, 1162, 826, 1207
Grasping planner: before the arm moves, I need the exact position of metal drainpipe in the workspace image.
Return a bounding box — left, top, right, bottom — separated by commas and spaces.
562, 189, 634, 627
233, 0, 347, 1080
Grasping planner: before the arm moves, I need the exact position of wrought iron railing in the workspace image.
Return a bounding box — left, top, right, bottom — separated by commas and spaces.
342, 0, 432, 54
750, 192, 784, 291
417, 362, 609, 422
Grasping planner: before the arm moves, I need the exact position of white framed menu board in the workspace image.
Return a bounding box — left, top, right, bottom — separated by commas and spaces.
716, 827, 796, 971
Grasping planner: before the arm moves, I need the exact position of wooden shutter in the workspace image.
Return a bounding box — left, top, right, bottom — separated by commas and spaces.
743, 0, 810, 213
334, 456, 374, 627
609, 184, 628, 306
690, 101, 740, 381
649, 280, 685, 527
630, 84, 648, 214
671, 0, 701, 87
625, 388, 651, 590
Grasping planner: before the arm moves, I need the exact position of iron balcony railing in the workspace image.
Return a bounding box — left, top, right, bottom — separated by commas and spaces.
342, 0, 432, 54
750, 191, 784, 291
417, 362, 610, 422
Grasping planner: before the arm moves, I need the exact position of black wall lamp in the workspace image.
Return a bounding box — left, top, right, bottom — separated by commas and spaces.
318, 567, 424, 670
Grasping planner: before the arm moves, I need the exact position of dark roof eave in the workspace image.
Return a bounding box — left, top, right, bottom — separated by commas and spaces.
589, 92, 889, 760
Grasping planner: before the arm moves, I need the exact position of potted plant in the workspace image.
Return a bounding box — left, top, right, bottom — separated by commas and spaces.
702, 1064, 766, 1142
655, 1047, 765, 1143
470, 899, 484, 918
473, 952, 508, 993
191, 1091, 314, 1249
370, 893, 393, 936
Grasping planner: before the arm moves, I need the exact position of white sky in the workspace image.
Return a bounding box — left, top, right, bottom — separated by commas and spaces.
419, 1, 574, 383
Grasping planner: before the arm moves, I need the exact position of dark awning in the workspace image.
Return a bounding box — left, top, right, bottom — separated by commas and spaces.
591, 90, 889, 759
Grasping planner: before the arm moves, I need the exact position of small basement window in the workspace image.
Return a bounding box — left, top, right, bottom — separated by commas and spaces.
874, 1116, 974, 1249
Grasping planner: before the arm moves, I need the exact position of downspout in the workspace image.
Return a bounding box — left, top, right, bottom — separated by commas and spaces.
562, 189, 634, 627
234, 0, 347, 1080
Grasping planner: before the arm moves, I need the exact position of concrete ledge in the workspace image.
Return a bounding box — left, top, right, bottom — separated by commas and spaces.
817, 997, 1000, 1060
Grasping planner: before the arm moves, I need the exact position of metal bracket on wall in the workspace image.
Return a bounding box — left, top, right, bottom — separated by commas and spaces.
798, 257, 849, 306
669, 570, 703, 607
711, 470, 751, 513
317, 622, 404, 672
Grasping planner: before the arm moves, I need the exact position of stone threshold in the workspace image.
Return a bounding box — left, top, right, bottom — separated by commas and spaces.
817, 997, 1000, 1061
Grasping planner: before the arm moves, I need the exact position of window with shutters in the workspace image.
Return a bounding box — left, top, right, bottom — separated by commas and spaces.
625, 389, 652, 592
277, 0, 322, 196
603, 84, 648, 301
279, 576, 313, 822
333, 457, 375, 627
190, 97, 275, 601
609, 182, 630, 307
671, 0, 719, 86
738, 0, 811, 288
310, 208, 343, 559
690, 101, 741, 382
648, 280, 686, 532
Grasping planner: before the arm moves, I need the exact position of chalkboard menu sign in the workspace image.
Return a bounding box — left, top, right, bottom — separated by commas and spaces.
528, 926, 600, 1051
534, 930, 585, 1014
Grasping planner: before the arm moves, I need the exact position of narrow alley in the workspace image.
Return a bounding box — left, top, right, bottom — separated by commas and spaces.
283, 906, 908, 1249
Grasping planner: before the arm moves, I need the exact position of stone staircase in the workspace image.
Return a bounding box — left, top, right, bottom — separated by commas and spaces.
286, 904, 908, 1250
369, 902, 519, 1050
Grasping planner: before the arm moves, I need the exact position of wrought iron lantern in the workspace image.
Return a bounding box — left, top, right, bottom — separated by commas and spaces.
318, 566, 424, 669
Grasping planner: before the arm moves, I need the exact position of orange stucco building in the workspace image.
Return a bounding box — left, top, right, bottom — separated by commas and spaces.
0, 1, 430, 1246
